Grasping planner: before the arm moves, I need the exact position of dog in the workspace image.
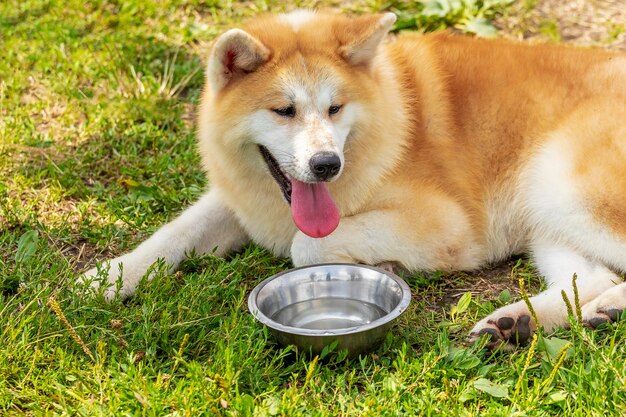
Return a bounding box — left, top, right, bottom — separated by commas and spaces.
81, 10, 626, 349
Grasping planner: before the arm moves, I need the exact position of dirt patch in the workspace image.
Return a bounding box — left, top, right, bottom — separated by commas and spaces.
54, 237, 110, 272
496, 0, 626, 50
417, 257, 543, 314
440, 261, 522, 304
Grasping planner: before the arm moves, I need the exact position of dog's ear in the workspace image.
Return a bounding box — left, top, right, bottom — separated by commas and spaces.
339, 13, 396, 67
207, 28, 270, 93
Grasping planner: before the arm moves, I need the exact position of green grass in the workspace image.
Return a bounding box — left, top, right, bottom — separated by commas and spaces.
2, 0, 626, 415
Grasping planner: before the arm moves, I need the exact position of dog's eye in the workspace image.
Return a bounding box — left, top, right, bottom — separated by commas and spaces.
272, 106, 296, 118
328, 105, 343, 116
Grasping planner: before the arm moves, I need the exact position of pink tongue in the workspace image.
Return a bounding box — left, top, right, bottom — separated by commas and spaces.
290, 179, 340, 238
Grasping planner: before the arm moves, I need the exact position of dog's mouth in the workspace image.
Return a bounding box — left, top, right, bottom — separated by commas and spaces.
258, 145, 340, 238
259, 145, 292, 204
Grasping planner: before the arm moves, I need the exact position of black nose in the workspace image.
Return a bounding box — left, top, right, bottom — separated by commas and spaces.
309, 152, 341, 181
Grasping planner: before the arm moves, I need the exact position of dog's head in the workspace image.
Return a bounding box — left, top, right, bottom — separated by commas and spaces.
202, 11, 396, 238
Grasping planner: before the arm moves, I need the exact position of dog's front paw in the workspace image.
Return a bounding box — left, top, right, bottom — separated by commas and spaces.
581, 283, 626, 328
468, 301, 536, 350
77, 263, 118, 301
76, 253, 149, 301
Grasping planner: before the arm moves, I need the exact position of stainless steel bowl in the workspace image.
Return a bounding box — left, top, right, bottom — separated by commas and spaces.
248, 264, 411, 355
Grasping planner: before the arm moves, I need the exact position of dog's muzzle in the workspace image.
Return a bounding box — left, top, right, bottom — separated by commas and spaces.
258, 145, 341, 238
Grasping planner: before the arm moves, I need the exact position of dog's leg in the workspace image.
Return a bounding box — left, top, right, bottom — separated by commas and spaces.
469, 241, 620, 350
469, 108, 626, 349
79, 189, 249, 300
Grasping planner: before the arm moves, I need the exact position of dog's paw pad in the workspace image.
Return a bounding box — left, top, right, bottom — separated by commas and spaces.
602, 308, 622, 322
583, 308, 624, 329
496, 316, 515, 330
476, 327, 503, 342
581, 283, 626, 329
469, 314, 535, 350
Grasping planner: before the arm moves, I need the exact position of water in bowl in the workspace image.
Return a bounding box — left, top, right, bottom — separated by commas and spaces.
271, 297, 387, 330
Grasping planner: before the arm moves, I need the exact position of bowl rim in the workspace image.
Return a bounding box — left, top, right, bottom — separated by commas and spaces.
247, 263, 412, 337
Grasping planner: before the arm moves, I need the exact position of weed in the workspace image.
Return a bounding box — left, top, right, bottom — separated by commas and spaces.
2, 1, 625, 415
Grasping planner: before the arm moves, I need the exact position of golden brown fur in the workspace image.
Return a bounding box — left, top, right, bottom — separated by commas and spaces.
82, 11, 626, 348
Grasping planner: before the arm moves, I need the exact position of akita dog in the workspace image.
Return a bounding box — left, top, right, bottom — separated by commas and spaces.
82, 10, 626, 349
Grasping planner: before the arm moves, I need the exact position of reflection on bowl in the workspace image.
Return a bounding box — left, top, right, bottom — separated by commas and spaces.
248, 263, 411, 356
